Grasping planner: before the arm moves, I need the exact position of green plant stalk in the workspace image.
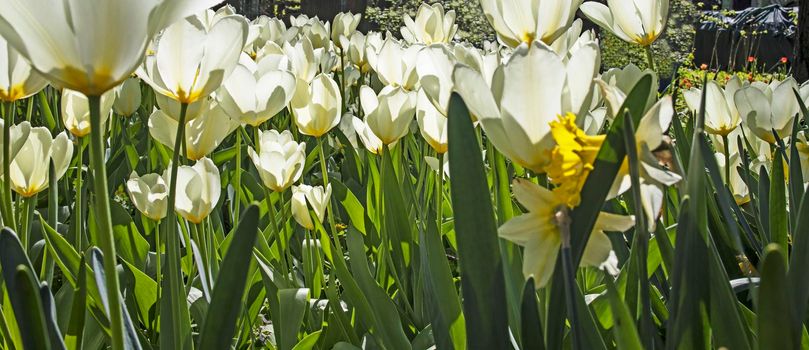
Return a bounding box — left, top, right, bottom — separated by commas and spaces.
87, 95, 125, 350
153, 218, 162, 337
74, 137, 84, 250
435, 152, 444, 235
264, 187, 290, 282
234, 129, 242, 225
44, 161, 57, 284
556, 207, 583, 350
644, 45, 656, 72
722, 134, 731, 187
161, 102, 192, 349
317, 136, 339, 243
19, 195, 32, 250
3, 101, 16, 231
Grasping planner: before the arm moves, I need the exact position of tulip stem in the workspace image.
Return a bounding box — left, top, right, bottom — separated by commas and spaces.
555, 207, 584, 350
722, 134, 731, 187
435, 152, 444, 235
644, 45, 656, 72
234, 129, 242, 226
3, 101, 17, 231
74, 137, 84, 250
19, 196, 33, 250
317, 136, 340, 247
161, 102, 192, 348
87, 94, 125, 350
152, 218, 162, 337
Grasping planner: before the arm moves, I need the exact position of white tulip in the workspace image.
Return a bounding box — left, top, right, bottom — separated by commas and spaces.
0, 0, 222, 96
416, 89, 448, 154
359, 85, 417, 145
683, 78, 742, 136
9, 125, 72, 197
291, 184, 332, 230
61, 88, 116, 137
367, 39, 420, 91
416, 44, 456, 116
171, 157, 221, 224
113, 77, 142, 116
291, 74, 342, 137
453, 40, 599, 172
0, 37, 47, 102
401, 3, 458, 45
217, 63, 296, 126
282, 36, 320, 83
127, 171, 168, 220
735, 78, 806, 144
479, 0, 582, 47
138, 13, 248, 104
581, 0, 669, 46
248, 130, 306, 192
596, 64, 658, 119
332, 12, 362, 48
352, 116, 385, 154
149, 103, 239, 161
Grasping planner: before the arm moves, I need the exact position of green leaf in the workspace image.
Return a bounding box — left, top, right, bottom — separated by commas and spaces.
277, 288, 309, 350
292, 331, 322, 350
198, 204, 260, 350
331, 179, 367, 235
87, 248, 142, 350
769, 150, 788, 258
519, 279, 544, 350
758, 244, 796, 349
604, 272, 642, 350
446, 93, 510, 349
789, 184, 809, 344
64, 256, 87, 350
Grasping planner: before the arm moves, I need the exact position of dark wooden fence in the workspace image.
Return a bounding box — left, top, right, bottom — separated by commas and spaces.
221, 0, 368, 22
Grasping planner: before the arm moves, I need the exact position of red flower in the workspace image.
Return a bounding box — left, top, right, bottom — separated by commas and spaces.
781, 57, 788, 63
747, 56, 755, 62
700, 64, 708, 70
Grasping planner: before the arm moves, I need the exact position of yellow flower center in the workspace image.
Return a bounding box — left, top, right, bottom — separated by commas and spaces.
520, 32, 535, 45
544, 113, 604, 208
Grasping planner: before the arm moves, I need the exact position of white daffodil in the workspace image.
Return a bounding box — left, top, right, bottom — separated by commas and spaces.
453, 40, 599, 172
479, 0, 582, 47
332, 12, 362, 48
149, 103, 239, 161
683, 77, 743, 136
367, 39, 420, 91
291, 74, 342, 137
127, 171, 168, 220
401, 3, 458, 45
9, 125, 72, 197
416, 89, 448, 154
359, 85, 417, 145
581, 0, 669, 46
171, 157, 221, 224
138, 13, 248, 104
416, 44, 456, 116
248, 130, 306, 192
61, 88, 116, 137
609, 97, 682, 231
291, 184, 332, 230
734, 78, 807, 144
217, 62, 296, 126
0, 37, 47, 102
499, 179, 634, 287
113, 77, 142, 117
0, 0, 222, 96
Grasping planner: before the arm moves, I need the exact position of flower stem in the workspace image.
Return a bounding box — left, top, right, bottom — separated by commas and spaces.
317, 136, 341, 248
3, 101, 16, 231
234, 128, 242, 225
644, 45, 656, 72
435, 152, 444, 234
555, 208, 583, 350
722, 134, 731, 187
152, 218, 161, 337
87, 94, 125, 350
74, 137, 84, 250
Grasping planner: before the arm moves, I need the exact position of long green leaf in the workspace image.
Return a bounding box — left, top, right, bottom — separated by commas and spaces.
758, 244, 796, 349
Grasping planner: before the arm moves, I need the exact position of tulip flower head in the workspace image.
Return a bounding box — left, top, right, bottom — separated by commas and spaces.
127, 172, 168, 220
0, 120, 29, 174
217, 62, 296, 126
62, 88, 116, 137
0, 37, 47, 102
0, 0, 224, 96
581, 0, 669, 47
113, 77, 143, 116
683, 78, 743, 136
138, 13, 248, 104
291, 74, 342, 137
171, 157, 221, 224
332, 12, 362, 48
248, 130, 306, 192
368, 39, 421, 91
401, 3, 458, 45
9, 125, 72, 197
479, 0, 583, 47
416, 89, 448, 154
359, 85, 417, 145
291, 184, 332, 230
499, 179, 633, 287
734, 78, 805, 144
149, 103, 239, 161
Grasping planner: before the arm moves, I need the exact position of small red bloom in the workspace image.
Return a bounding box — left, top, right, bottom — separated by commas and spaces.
700, 64, 708, 70
781, 57, 788, 63
747, 56, 755, 62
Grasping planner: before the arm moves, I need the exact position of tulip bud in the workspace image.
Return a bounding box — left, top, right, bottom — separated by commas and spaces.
248, 130, 306, 192
291, 184, 331, 230
171, 157, 221, 224
113, 77, 142, 116
291, 74, 342, 137
9, 125, 73, 197
126, 172, 168, 220
61, 88, 115, 137
415, 89, 448, 154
